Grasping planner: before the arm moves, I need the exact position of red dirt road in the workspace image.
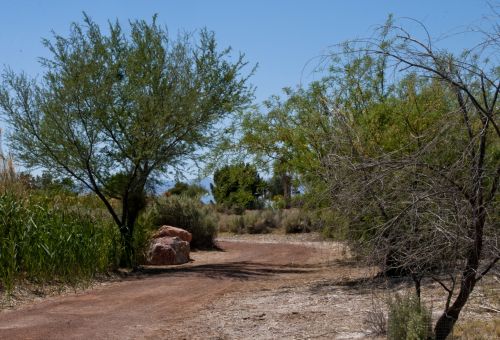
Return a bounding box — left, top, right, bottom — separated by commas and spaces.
0, 240, 333, 339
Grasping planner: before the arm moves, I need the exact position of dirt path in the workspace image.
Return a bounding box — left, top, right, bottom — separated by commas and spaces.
1, 238, 369, 340
1, 237, 497, 339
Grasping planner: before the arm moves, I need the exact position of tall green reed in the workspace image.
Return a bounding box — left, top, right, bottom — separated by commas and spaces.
0, 192, 120, 292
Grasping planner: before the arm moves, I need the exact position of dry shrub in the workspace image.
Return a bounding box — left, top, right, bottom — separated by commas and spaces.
243, 210, 280, 234
217, 213, 241, 233
363, 296, 387, 336
217, 210, 282, 234
217, 208, 346, 236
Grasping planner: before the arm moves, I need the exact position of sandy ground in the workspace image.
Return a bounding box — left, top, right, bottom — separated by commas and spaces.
0, 235, 498, 339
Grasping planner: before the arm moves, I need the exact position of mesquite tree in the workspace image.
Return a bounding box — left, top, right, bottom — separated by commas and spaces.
0, 14, 254, 265
323, 17, 499, 339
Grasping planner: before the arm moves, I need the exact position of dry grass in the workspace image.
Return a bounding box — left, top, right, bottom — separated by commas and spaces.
452, 318, 500, 339
449, 276, 500, 339
216, 208, 335, 235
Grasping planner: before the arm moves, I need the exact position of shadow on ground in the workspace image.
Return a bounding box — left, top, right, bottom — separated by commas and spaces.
131, 261, 318, 281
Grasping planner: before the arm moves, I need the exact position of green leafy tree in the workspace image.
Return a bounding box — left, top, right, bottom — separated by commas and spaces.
0, 14, 254, 266
211, 163, 265, 212
240, 83, 336, 207
265, 172, 285, 198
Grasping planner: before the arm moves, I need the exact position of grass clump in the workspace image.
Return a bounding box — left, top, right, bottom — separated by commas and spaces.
149, 195, 217, 249
387, 293, 433, 340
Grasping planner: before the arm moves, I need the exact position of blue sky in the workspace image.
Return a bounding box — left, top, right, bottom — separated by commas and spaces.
0, 0, 494, 105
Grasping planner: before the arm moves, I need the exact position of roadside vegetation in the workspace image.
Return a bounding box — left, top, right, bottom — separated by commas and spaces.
0, 169, 120, 292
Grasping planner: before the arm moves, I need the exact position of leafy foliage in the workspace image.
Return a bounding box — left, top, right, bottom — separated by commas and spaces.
240, 84, 334, 208
211, 163, 266, 212
27, 171, 78, 194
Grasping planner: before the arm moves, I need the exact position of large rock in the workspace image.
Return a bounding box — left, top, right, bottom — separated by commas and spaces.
146, 236, 190, 265
152, 225, 192, 243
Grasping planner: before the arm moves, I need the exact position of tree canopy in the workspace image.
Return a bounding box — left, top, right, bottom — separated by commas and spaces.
167, 181, 207, 199
211, 163, 265, 212
0, 14, 254, 264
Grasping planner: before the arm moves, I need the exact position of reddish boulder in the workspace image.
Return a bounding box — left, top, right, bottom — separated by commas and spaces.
152, 225, 192, 243
147, 236, 190, 265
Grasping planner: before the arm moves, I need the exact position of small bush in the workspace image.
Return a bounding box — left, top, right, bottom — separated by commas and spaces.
387, 293, 433, 340
244, 210, 279, 234
229, 215, 246, 234
270, 195, 287, 209
150, 196, 217, 249
216, 213, 241, 233
282, 209, 312, 233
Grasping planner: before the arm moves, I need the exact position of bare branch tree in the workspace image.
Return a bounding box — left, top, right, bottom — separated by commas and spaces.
322, 15, 499, 340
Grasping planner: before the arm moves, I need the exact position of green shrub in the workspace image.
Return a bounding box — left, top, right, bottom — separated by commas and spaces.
270, 195, 287, 209
387, 293, 433, 340
167, 182, 207, 198
0, 193, 120, 292
150, 196, 217, 249
133, 209, 157, 264
307, 209, 349, 240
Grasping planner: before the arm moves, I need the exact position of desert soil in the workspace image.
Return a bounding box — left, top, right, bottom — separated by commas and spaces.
0, 234, 497, 339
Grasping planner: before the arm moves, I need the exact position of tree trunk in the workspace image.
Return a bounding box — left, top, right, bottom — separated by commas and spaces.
119, 189, 146, 267
119, 222, 134, 268
413, 274, 422, 300
433, 204, 485, 340
282, 173, 292, 209
433, 270, 476, 340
